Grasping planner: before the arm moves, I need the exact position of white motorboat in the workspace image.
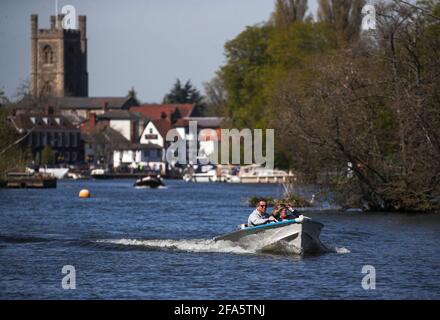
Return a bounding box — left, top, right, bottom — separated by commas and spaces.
183, 164, 218, 183
237, 164, 295, 184
213, 218, 326, 255
38, 167, 69, 179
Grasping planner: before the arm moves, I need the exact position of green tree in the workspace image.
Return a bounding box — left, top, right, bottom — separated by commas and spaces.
220, 25, 274, 129
127, 86, 138, 100
162, 79, 202, 104
0, 107, 27, 180
0, 88, 8, 107
163, 79, 206, 114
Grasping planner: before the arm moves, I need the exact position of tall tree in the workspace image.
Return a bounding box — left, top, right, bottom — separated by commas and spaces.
317, 0, 365, 43
127, 86, 138, 100
0, 88, 8, 107
271, 0, 309, 27
271, 1, 440, 212
163, 79, 205, 114
203, 74, 227, 116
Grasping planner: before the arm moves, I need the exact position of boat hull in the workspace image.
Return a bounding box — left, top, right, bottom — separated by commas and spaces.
214, 220, 325, 255
134, 177, 164, 189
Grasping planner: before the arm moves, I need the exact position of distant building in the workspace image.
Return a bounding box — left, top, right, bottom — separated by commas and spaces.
80, 111, 165, 173
9, 113, 82, 165
14, 96, 139, 126
81, 123, 128, 167
129, 103, 202, 122
30, 14, 88, 97
95, 110, 148, 142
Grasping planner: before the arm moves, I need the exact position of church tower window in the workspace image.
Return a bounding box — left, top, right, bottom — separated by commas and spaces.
43, 45, 54, 64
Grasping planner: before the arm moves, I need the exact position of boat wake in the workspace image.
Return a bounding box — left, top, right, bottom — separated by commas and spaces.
95, 237, 346, 256
96, 238, 251, 254
332, 246, 351, 254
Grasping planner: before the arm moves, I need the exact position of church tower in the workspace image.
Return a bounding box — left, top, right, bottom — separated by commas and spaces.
30, 14, 88, 97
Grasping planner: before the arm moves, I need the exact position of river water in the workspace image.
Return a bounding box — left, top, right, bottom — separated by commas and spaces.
0, 179, 439, 299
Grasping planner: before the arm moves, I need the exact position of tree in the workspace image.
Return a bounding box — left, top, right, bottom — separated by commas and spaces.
0, 107, 27, 177
0, 88, 9, 107
127, 86, 138, 100
317, 0, 365, 43
163, 79, 206, 114
220, 25, 274, 128
203, 74, 227, 116
270, 1, 440, 212
163, 79, 203, 104
270, 0, 309, 27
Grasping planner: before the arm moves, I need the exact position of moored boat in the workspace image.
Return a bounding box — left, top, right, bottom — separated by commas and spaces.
238, 164, 295, 184
134, 175, 165, 189
5, 172, 57, 188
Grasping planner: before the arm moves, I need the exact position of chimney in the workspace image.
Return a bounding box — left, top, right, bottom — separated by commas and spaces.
89, 112, 96, 130
161, 112, 167, 119
103, 101, 109, 111
44, 105, 54, 115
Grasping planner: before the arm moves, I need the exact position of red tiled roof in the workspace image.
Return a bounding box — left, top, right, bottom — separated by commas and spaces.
129, 104, 195, 120
151, 119, 172, 138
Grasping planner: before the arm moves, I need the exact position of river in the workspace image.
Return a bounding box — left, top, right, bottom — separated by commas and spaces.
0, 179, 439, 299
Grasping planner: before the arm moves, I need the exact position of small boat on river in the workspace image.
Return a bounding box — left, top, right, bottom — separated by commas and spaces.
214, 217, 326, 255
134, 175, 165, 189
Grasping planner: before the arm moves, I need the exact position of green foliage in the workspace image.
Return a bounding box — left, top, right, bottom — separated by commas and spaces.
0, 88, 9, 107
0, 108, 27, 178
217, 0, 440, 212
163, 79, 205, 114
127, 86, 138, 100
220, 25, 273, 129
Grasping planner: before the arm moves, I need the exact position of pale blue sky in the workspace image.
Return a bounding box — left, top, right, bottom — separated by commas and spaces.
0, 0, 318, 102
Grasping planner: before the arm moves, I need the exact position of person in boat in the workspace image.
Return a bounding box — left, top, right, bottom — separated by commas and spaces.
270, 204, 290, 221
272, 203, 305, 222
248, 198, 277, 227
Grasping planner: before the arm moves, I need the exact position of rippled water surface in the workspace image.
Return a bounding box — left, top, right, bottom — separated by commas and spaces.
0, 179, 439, 299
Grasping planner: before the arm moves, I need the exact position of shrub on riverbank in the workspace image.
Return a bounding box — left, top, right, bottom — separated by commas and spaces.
0, 107, 28, 180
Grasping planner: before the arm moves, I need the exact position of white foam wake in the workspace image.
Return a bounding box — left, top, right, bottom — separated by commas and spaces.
332, 246, 351, 254
96, 238, 251, 254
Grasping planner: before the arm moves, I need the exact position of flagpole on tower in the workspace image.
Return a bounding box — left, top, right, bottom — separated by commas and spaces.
55, 0, 59, 28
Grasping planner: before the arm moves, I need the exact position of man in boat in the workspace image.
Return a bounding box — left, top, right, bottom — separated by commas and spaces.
248, 198, 277, 227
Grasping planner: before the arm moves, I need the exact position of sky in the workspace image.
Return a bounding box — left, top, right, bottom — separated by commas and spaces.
0, 0, 319, 103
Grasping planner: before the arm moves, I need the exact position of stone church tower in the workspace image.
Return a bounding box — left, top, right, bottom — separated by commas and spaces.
30, 14, 88, 97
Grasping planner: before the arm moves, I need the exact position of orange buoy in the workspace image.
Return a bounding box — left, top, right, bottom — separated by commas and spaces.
79, 189, 90, 198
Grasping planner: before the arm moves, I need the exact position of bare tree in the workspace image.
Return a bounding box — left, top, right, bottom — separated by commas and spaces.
271, 2, 440, 211
203, 74, 227, 116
